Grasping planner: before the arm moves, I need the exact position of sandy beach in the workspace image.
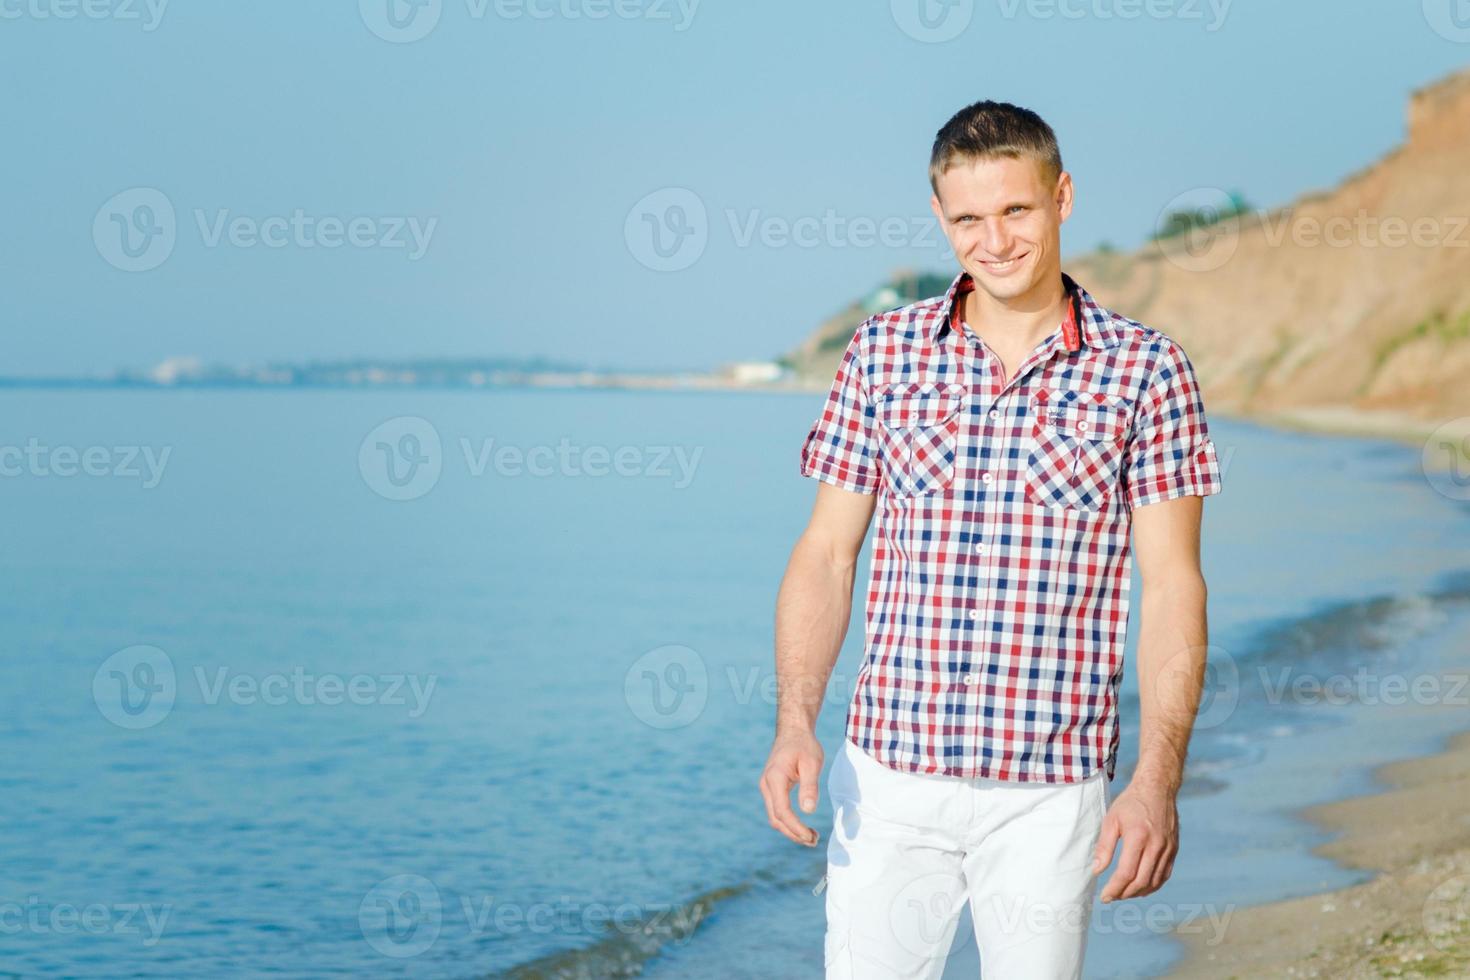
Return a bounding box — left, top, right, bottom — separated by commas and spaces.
1168, 726, 1470, 978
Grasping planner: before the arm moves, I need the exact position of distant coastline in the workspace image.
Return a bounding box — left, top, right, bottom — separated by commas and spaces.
0, 354, 809, 394
9, 360, 1459, 471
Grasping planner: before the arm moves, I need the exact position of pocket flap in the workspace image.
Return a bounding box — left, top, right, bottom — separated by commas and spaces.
876, 382, 965, 428
1032, 388, 1127, 442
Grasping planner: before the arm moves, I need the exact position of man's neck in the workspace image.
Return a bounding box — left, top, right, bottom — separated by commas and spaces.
962, 273, 1070, 353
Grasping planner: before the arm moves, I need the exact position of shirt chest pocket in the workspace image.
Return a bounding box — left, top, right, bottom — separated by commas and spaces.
1025, 388, 1130, 511
874, 381, 966, 497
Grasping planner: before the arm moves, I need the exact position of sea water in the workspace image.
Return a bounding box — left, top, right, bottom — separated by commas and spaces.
1, 387, 1468, 978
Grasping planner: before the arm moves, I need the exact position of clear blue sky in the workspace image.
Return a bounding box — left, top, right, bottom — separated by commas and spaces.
2, 1, 1466, 376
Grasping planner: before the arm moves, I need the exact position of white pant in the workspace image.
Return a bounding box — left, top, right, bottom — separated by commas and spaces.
823, 738, 1107, 979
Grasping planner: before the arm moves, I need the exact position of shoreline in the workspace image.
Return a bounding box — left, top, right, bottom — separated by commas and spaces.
5, 377, 1460, 469
1248, 405, 1441, 452
1166, 727, 1470, 978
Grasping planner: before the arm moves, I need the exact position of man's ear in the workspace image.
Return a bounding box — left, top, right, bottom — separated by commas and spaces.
929, 194, 944, 223
1054, 172, 1074, 223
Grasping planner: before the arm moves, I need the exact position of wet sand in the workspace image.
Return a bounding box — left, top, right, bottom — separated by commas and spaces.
1168, 728, 1470, 978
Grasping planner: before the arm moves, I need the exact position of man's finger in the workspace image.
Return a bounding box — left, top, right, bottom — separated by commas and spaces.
1101, 832, 1142, 903
759, 771, 803, 844
797, 753, 821, 814
764, 770, 817, 846
1150, 843, 1177, 892
1091, 815, 1119, 875
758, 775, 779, 831
1123, 844, 1162, 899
1158, 855, 1177, 892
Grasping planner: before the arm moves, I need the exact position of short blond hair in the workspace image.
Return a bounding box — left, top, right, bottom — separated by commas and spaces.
929, 100, 1063, 197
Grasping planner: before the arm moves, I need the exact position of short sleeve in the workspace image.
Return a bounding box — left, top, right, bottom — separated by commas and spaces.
1123, 340, 1223, 510
798, 325, 880, 495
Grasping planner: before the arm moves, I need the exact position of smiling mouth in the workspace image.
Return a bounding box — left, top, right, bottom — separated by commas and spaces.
979, 252, 1029, 272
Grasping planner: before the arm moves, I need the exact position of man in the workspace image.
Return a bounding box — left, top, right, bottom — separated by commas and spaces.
758, 100, 1223, 979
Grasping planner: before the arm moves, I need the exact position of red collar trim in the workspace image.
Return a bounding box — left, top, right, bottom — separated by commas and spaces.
948, 274, 1083, 353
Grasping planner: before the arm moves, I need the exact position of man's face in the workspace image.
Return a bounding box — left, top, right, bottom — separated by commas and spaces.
930, 154, 1072, 305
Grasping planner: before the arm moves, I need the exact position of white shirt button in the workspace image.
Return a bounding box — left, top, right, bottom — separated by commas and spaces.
1077, 420, 1089, 431
987, 409, 1000, 421
967, 609, 979, 619
981, 472, 993, 484
974, 542, 986, 554
962, 673, 976, 685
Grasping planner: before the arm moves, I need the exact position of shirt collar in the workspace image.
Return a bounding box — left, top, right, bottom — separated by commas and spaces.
933, 270, 1120, 352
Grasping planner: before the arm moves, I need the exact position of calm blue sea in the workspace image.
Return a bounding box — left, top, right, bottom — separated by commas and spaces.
2, 388, 1469, 978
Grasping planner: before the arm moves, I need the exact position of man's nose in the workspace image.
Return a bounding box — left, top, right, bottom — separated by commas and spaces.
980, 219, 1012, 256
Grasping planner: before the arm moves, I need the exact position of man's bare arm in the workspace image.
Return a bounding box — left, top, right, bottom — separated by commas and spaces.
758, 481, 876, 846
1094, 493, 1208, 901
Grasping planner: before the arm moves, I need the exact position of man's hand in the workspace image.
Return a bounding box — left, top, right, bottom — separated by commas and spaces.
758, 730, 824, 846
1092, 780, 1179, 902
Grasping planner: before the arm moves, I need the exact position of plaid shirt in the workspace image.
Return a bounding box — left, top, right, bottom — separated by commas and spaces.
799, 271, 1222, 783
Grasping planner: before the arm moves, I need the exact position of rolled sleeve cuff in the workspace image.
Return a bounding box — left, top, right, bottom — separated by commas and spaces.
1126, 437, 1223, 509
799, 425, 879, 495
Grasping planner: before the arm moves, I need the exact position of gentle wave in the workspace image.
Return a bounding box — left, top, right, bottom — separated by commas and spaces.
491, 881, 756, 980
